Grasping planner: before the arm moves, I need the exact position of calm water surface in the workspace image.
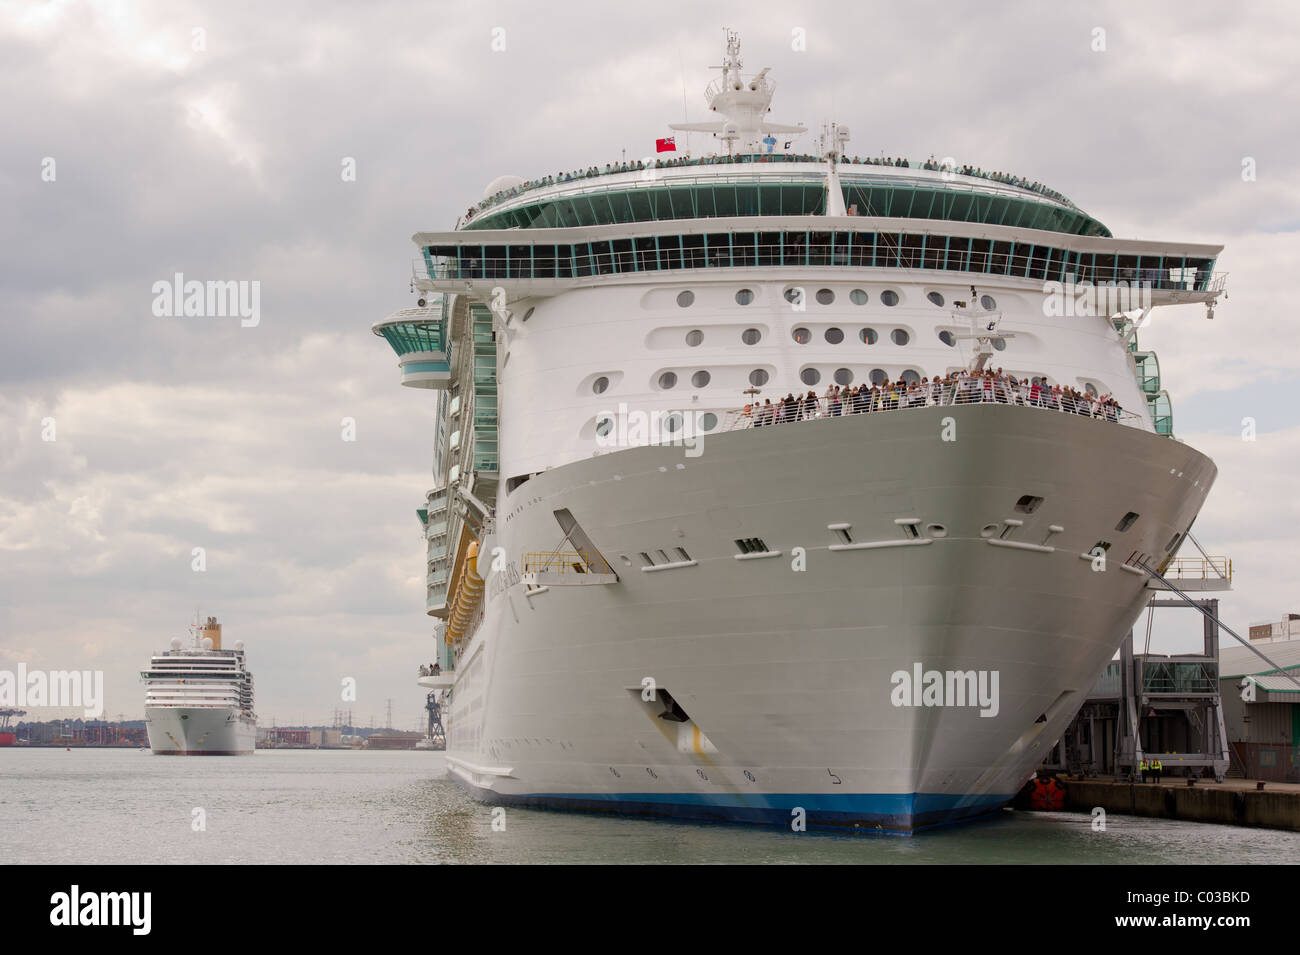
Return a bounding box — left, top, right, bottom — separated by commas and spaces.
2, 749, 1296, 864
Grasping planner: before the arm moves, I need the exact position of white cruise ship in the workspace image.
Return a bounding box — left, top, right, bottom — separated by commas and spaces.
378, 32, 1226, 832
141, 617, 256, 755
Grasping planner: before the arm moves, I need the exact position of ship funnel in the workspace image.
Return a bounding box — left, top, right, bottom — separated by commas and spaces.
199, 616, 222, 650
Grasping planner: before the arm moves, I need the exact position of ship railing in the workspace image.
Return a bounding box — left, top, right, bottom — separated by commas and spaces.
521, 551, 613, 575
1161, 556, 1232, 582
462, 155, 1084, 223
719, 383, 1145, 433
412, 253, 1225, 296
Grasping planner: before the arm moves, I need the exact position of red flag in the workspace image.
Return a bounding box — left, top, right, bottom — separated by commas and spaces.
656, 137, 676, 153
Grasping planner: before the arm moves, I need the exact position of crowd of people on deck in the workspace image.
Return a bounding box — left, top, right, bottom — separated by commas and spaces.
747, 369, 1124, 426
463, 153, 1075, 224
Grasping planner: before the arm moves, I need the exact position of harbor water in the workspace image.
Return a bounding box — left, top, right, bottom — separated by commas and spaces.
2, 748, 1297, 864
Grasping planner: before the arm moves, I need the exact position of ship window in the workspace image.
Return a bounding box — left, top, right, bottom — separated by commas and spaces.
849, 288, 869, 306
1014, 495, 1044, 514
860, 327, 878, 345
735, 288, 755, 305
800, 368, 821, 386
664, 413, 683, 432
816, 288, 835, 305
1165, 532, 1182, 553
734, 537, 769, 554
783, 287, 804, 305
901, 369, 921, 384
657, 549, 671, 563
891, 328, 910, 345
685, 329, 703, 347
749, 369, 769, 386
1084, 381, 1098, 395
674, 547, 691, 562
824, 327, 844, 344
741, 327, 762, 345
939, 330, 956, 347
1092, 540, 1112, 554
980, 294, 997, 311
869, 368, 889, 385
676, 290, 695, 308
832, 367, 853, 386
592, 376, 609, 394
522, 307, 535, 322
1115, 511, 1140, 532
658, 371, 678, 389
991, 337, 1007, 351
792, 327, 811, 344
638, 552, 654, 567
691, 370, 711, 388
881, 290, 900, 307
595, 417, 613, 437
927, 291, 945, 307
700, 413, 718, 431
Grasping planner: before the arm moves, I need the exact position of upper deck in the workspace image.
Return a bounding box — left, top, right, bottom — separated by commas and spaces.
462, 154, 1110, 238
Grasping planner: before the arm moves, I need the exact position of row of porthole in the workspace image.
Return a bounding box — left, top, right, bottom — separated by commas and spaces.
682, 326, 1007, 350
594, 412, 719, 437
677, 288, 998, 310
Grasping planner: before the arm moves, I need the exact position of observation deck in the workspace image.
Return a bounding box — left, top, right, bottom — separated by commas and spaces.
372, 305, 450, 389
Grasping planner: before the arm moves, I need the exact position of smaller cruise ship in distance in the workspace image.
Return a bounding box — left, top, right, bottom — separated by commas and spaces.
141, 616, 257, 755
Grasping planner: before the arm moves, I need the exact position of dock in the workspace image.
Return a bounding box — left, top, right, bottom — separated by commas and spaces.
1049, 775, 1300, 831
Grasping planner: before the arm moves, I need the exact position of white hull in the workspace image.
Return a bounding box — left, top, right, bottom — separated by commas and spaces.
444, 405, 1214, 831
145, 706, 256, 755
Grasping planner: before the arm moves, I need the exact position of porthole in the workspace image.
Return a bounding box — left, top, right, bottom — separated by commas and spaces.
749, 369, 769, 386
691, 370, 711, 388
869, 368, 889, 385
783, 287, 804, 305
938, 330, 956, 347
800, 368, 822, 386
685, 329, 703, 347
592, 376, 609, 395
891, 328, 910, 346
901, 369, 921, 384
676, 290, 695, 308
595, 418, 614, 437
700, 412, 718, 431
880, 290, 900, 307
834, 367, 854, 385
849, 288, 869, 306
658, 371, 678, 389
522, 307, 535, 322
792, 327, 811, 344
664, 412, 683, 433
825, 327, 844, 344
991, 337, 1007, 351
927, 292, 945, 307
741, 327, 762, 345
735, 288, 755, 306
926, 523, 948, 538
859, 327, 878, 345
816, 288, 835, 305
981, 294, 997, 311
980, 523, 1000, 538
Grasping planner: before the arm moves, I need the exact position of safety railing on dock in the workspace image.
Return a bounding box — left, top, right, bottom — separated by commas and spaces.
1161, 556, 1232, 582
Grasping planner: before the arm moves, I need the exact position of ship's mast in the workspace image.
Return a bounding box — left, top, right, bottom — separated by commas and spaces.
668, 30, 806, 155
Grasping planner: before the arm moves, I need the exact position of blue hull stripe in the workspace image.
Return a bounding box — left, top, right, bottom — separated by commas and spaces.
452, 776, 1013, 834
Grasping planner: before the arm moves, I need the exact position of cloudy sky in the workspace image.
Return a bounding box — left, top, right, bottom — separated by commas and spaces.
2, 0, 1298, 727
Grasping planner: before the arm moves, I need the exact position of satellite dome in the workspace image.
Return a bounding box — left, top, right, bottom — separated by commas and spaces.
483, 174, 525, 199
201, 636, 214, 650
234, 640, 245, 651
170, 637, 182, 650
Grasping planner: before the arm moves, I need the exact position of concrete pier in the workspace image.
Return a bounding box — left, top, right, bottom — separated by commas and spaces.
1049, 776, 1300, 831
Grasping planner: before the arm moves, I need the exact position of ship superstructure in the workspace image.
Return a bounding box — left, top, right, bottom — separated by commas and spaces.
380, 32, 1226, 832
141, 617, 256, 755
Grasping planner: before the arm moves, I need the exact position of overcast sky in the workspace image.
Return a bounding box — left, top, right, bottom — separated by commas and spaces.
3, 0, 1298, 727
